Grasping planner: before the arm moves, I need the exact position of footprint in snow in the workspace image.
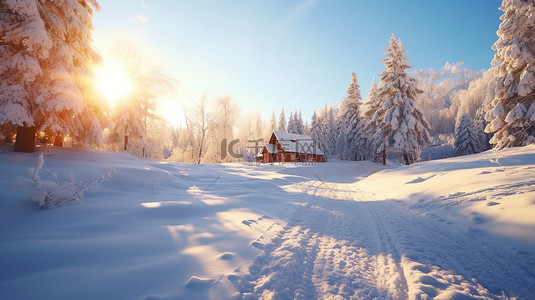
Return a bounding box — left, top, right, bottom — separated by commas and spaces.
242, 219, 257, 227
487, 201, 500, 206
184, 276, 214, 289
219, 252, 235, 261
517, 249, 531, 256
412, 264, 431, 274
419, 275, 448, 289
467, 227, 486, 236
472, 216, 486, 224
251, 241, 263, 249
406, 175, 435, 184
227, 272, 240, 282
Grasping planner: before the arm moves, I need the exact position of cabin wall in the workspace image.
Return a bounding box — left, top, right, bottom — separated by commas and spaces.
260, 132, 325, 163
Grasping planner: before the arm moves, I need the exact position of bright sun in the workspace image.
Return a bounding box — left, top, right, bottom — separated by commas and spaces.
95, 63, 132, 107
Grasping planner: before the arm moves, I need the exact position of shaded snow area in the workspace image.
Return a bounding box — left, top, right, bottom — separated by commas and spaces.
1, 146, 535, 299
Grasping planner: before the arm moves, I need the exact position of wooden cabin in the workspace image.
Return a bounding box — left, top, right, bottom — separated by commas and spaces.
256, 131, 325, 163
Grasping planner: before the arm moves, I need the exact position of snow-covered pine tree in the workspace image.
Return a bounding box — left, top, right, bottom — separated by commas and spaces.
474, 107, 491, 152
326, 106, 338, 158
310, 110, 320, 153
363, 77, 380, 122
40, 0, 103, 147
1, 0, 52, 150
107, 96, 146, 153
485, 0, 535, 148
270, 110, 277, 132
362, 77, 380, 160
0, 0, 103, 151
454, 113, 479, 156
287, 111, 297, 133
315, 104, 329, 156
371, 34, 431, 165
337, 72, 367, 160
278, 107, 287, 132
296, 110, 305, 134
315, 104, 337, 158
309, 110, 319, 144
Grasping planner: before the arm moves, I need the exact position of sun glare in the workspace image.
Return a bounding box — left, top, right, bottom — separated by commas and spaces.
96, 63, 132, 107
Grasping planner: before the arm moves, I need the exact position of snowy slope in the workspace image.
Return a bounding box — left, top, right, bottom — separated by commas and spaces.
0, 145, 534, 299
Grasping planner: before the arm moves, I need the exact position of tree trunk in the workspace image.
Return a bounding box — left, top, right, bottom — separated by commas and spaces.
53, 135, 64, 147
124, 135, 128, 150
382, 149, 386, 165
14, 126, 36, 153
403, 153, 411, 165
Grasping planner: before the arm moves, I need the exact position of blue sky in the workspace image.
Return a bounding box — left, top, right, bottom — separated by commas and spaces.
93, 0, 502, 126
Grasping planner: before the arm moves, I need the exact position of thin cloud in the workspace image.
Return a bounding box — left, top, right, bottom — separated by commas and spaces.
277, 0, 317, 27
136, 14, 148, 22
293, 0, 317, 15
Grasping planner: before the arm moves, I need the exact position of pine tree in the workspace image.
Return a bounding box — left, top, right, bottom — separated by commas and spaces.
310, 110, 319, 145
363, 77, 380, 160
310, 110, 323, 157
363, 77, 380, 123
287, 111, 297, 133
337, 72, 367, 160
308, 110, 323, 157
326, 106, 337, 158
270, 110, 277, 132
474, 107, 491, 152
278, 107, 287, 132
454, 113, 479, 156
287, 110, 304, 134
371, 34, 431, 165
315, 104, 329, 155
107, 96, 146, 153
296, 110, 305, 134
0, 0, 103, 151
1, 1, 51, 135
485, 0, 535, 148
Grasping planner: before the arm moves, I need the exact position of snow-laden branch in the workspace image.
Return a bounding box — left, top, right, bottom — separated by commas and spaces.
24, 153, 113, 209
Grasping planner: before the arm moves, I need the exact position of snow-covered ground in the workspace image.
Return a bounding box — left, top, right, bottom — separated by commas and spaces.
1, 145, 534, 299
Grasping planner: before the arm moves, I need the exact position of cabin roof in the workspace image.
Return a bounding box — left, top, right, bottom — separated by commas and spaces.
271, 131, 324, 155
265, 143, 277, 154
256, 143, 277, 157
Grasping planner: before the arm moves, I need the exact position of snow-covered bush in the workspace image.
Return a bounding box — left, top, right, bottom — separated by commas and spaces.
24, 153, 112, 209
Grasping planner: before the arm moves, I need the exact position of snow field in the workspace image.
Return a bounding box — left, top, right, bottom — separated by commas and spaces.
1, 145, 535, 299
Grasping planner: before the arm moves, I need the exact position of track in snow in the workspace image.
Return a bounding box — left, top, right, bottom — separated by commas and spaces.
234, 178, 535, 299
